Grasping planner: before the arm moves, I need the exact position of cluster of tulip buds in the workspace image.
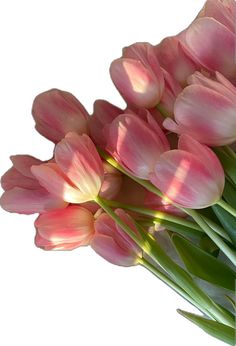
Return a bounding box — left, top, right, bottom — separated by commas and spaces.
1, 1, 236, 344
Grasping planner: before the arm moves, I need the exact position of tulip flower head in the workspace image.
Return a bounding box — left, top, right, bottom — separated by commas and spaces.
107, 113, 169, 179
35, 206, 95, 250
0, 155, 67, 214
32, 89, 89, 143
110, 43, 164, 108
164, 71, 236, 146
91, 209, 142, 266
150, 135, 225, 209
31, 133, 104, 204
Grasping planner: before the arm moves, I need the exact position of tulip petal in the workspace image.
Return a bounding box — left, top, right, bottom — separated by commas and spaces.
55, 133, 104, 199
150, 150, 222, 208
10, 155, 43, 178
31, 163, 89, 203
0, 187, 67, 214
183, 18, 236, 79
1, 167, 40, 191
178, 134, 225, 193
32, 89, 89, 143
35, 206, 94, 244
35, 233, 83, 250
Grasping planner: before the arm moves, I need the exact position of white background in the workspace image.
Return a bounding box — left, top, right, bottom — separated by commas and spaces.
0, 1, 227, 345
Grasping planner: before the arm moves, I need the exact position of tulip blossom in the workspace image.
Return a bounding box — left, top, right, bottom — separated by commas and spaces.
88, 99, 123, 148
0, 155, 67, 214
110, 43, 164, 108
156, 36, 199, 86
197, 0, 236, 33
150, 135, 225, 209
144, 191, 186, 217
31, 133, 104, 203
32, 89, 89, 143
164, 71, 236, 146
35, 206, 95, 250
180, 17, 236, 81
91, 209, 142, 266
107, 113, 169, 179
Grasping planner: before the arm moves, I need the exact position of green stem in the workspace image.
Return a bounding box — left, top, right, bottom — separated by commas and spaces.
217, 199, 236, 218
95, 196, 235, 327
139, 257, 212, 317
103, 199, 201, 232
187, 209, 236, 267
224, 146, 236, 161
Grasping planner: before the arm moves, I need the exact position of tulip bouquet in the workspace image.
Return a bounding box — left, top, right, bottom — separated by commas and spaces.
1, 0, 236, 344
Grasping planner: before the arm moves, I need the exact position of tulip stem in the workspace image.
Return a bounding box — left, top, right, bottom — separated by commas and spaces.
94, 196, 235, 327
224, 146, 236, 161
139, 257, 212, 318
217, 199, 236, 218
102, 199, 202, 231
186, 209, 236, 267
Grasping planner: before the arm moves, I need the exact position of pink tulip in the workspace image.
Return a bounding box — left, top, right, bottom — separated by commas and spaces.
32, 89, 89, 143
164, 71, 236, 146
110, 43, 164, 108
156, 36, 199, 86
197, 0, 236, 33
35, 206, 95, 250
31, 133, 104, 203
91, 209, 142, 266
180, 17, 236, 81
150, 135, 225, 209
106, 113, 169, 179
0, 155, 67, 214
99, 162, 122, 200
88, 99, 123, 148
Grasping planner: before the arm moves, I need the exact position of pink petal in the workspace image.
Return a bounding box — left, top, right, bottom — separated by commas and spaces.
32, 89, 89, 143
150, 150, 223, 208
35, 206, 94, 244
110, 58, 162, 108
0, 187, 67, 214
183, 18, 236, 79
31, 163, 88, 203
107, 114, 168, 179
178, 134, 225, 193
173, 84, 236, 145
10, 155, 43, 178
1, 167, 40, 191
35, 233, 83, 251
91, 234, 138, 267
55, 133, 104, 199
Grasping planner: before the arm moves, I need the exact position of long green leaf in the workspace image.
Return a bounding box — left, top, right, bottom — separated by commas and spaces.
212, 205, 236, 247
172, 234, 236, 291
223, 180, 236, 209
214, 148, 236, 185
177, 310, 236, 345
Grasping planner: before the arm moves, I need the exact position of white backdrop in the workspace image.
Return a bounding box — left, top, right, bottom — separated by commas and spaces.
0, 1, 227, 345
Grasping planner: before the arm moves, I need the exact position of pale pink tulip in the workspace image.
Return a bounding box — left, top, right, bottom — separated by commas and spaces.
32, 89, 89, 143
91, 209, 142, 266
88, 100, 123, 148
150, 135, 225, 209
31, 133, 104, 203
106, 113, 169, 179
164, 72, 236, 146
35, 206, 95, 250
110, 43, 164, 108
197, 0, 236, 33
0, 155, 67, 214
180, 17, 236, 81
156, 36, 199, 86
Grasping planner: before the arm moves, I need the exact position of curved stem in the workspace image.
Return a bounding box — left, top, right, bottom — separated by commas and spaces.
139, 257, 213, 318
187, 209, 236, 267
94, 196, 235, 327
224, 146, 236, 161
217, 199, 236, 218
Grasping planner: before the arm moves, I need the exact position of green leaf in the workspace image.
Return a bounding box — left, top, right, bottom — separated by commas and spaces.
214, 148, 236, 185
177, 310, 236, 346
225, 295, 236, 310
223, 180, 236, 209
212, 205, 236, 248
172, 234, 236, 291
